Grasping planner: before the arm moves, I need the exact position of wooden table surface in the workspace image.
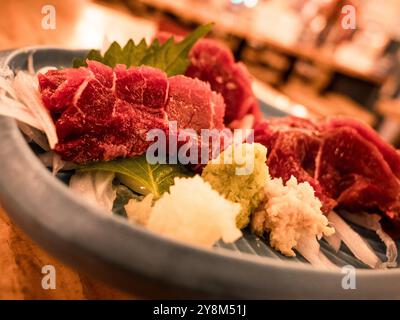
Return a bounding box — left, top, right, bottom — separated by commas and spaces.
0, 0, 159, 300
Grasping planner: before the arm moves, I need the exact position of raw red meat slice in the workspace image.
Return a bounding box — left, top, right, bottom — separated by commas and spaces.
59, 64, 168, 162
39, 68, 90, 116
321, 117, 400, 179
114, 64, 169, 109
166, 75, 228, 170
156, 32, 261, 125
186, 39, 259, 124
316, 127, 400, 215
39, 60, 226, 164
254, 116, 400, 237
88, 60, 114, 88
166, 75, 225, 132
254, 119, 336, 213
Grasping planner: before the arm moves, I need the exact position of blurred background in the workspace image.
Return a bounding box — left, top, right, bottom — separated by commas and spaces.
1, 0, 400, 145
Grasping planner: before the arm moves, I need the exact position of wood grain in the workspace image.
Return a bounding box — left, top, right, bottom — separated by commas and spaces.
0, 206, 135, 299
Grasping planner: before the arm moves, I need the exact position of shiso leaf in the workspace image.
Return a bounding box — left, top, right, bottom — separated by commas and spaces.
72, 24, 212, 76
80, 155, 192, 198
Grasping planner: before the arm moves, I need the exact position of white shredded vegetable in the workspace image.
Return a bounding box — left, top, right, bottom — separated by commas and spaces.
38, 151, 76, 171
0, 76, 17, 99
328, 211, 383, 269
340, 211, 398, 268
324, 233, 342, 252
52, 153, 66, 176
19, 122, 49, 150
296, 236, 338, 270
12, 71, 57, 148
69, 171, 116, 212
0, 94, 42, 129
27, 52, 35, 75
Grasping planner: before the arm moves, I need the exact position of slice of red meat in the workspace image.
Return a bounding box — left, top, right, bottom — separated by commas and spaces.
255, 118, 336, 213
39, 60, 227, 164
166, 75, 225, 132
114, 64, 169, 110
39, 68, 90, 117
48, 62, 170, 163
316, 127, 400, 216
254, 116, 400, 238
321, 117, 400, 179
156, 33, 261, 125
186, 39, 259, 124
166, 75, 228, 170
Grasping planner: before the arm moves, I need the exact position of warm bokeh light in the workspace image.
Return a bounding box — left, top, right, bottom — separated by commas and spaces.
74, 4, 156, 49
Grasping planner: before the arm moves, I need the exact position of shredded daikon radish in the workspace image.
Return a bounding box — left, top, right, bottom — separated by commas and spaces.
38, 152, 55, 168
19, 123, 49, 150
296, 236, 338, 270
0, 65, 13, 78
0, 94, 42, 129
38, 151, 76, 171
376, 229, 398, 268
340, 211, 397, 268
0, 76, 17, 99
324, 233, 342, 252
27, 52, 35, 75
52, 153, 66, 176
70, 171, 116, 212
328, 211, 382, 268
12, 71, 58, 148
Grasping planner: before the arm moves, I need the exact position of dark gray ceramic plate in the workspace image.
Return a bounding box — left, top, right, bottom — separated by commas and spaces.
0, 47, 399, 299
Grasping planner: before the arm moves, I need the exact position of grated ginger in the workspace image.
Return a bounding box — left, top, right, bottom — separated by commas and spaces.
252, 176, 335, 256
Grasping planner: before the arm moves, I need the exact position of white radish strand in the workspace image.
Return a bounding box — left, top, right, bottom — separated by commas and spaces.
12, 71, 58, 149
27, 52, 35, 75
324, 233, 342, 252
340, 211, 398, 268
328, 211, 382, 269
38, 151, 77, 171
376, 229, 398, 268
38, 151, 55, 168
0, 76, 17, 99
70, 171, 116, 213
52, 153, 66, 176
0, 95, 43, 129
18, 122, 49, 150
296, 236, 338, 271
